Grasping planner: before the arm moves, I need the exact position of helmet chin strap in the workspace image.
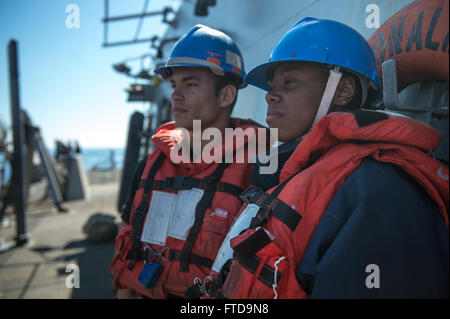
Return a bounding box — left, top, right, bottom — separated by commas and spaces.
359, 75, 368, 107
310, 66, 343, 128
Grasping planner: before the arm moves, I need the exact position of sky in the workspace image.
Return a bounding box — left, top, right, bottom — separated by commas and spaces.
0, 0, 181, 149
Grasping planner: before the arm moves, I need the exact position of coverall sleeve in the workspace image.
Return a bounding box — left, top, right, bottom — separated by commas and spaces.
296, 158, 449, 298
119, 157, 147, 225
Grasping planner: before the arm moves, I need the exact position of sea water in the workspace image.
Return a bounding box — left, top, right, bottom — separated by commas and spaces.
80, 148, 125, 171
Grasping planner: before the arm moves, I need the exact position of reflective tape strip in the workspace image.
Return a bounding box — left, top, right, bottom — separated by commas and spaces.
167, 188, 204, 241
140, 191, 176, 246
211, 203, 260, 273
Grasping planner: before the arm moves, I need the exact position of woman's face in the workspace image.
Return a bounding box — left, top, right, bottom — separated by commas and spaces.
265, 62, 327, 141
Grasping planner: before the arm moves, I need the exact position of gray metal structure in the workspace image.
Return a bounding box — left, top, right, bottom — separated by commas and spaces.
8, 39, 29, 247
1, 40, 69, 252
29, 127, 67, 211
102, 0, 176, 48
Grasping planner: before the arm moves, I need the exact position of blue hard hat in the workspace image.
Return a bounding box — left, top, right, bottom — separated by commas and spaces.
246, 17, 381, 93
155, 24, 246, 88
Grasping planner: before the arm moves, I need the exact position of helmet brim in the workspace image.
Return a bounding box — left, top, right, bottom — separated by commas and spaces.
245, 61, 279, 92
247, 60, 381, 96
154, 63, 214, 77
155, 63, 247, 89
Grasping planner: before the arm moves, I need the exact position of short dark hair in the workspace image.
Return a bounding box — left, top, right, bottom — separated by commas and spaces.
214, 72, 242, 111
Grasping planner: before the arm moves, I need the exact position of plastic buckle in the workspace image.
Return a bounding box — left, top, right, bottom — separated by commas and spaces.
163, 176, 189, 190
163, 177, 175, 189
180, 176, 194, 189
239, 185, 264, 204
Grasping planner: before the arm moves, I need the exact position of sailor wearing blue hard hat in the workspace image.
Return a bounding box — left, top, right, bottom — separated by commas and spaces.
155, 24, 246, 87
154, 24, 247, 131
206, 17, 448, 299
246, 17, 381, 141
111, 24, 271, 299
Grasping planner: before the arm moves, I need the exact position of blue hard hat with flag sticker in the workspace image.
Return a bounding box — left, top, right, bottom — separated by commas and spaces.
155, 24, 246, 88
246, 17, 381, 93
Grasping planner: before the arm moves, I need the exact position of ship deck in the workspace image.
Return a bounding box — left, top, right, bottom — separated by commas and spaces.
0, 170, 121, 299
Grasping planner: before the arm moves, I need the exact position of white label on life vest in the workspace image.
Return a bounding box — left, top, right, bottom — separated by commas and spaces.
167, 188, 204, 240
211, 203, 260, 273
140, 191, 177, 246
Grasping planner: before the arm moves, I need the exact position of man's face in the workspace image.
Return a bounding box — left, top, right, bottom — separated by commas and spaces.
168, 67, 221, 131
265, 62, 327, 142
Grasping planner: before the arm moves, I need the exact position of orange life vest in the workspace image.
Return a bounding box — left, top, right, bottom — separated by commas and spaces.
212, 110, 448, 299
110, 118, 269, 298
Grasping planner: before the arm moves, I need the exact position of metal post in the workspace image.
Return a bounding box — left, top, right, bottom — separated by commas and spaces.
30, 128, 67, 213
8, 39, 29, 246
102, 9, 167, 23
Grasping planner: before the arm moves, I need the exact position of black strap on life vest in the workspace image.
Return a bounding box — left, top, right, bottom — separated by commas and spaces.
137, 174, 244, 197
232, 227, 281, 289
179, 162, 229, 273
152, 176, 243, 197
235, 254, 281, 288
202, 153, 324, 297
127, 152, 166, 270
184, 229, 279, 299
239, 185, 302, 231
239, 160, 309, 231
127, 248, 214, 269
232, 227, 274, 256
128, 155, 232, 272
168, 249, 214, 269
186, 228, 280, 299
187, 171, 302, 298
206, 171, 303, 294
